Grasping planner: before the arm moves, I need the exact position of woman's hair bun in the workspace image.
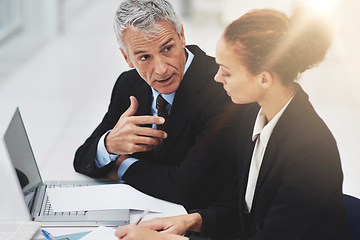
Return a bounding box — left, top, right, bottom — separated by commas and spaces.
288, 7, 332, 74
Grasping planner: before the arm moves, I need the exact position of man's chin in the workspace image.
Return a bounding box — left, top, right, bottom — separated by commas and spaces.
154, 82, 179, 95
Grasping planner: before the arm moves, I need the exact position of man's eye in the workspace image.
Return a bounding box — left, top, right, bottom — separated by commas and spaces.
140, 55, 150, 61
164, 46, 172, 52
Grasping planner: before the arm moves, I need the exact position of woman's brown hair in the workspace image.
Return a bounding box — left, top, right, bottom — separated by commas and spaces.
224, 8, 332, 84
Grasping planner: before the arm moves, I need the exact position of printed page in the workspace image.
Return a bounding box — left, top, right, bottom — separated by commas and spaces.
79, 226, 117, 240
46, 184, 183, 213
0, 220, 41, 240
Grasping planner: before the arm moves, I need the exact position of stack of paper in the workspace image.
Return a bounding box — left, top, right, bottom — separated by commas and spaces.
0, 220, 41, 240
46, 184, 181, 213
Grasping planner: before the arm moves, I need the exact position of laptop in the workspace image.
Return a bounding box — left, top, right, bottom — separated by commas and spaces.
2, 107, 130, 227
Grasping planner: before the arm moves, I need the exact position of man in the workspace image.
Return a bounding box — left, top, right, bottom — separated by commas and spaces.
73, 0, 242, 210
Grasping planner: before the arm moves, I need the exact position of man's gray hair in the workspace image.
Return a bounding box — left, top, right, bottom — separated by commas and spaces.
114, 0, 182, 50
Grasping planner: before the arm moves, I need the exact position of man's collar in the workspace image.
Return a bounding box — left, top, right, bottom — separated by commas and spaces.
184, 47, 194, 75
151, 89, 175, 106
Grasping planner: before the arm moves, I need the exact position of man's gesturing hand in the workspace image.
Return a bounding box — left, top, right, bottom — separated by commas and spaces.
105, 96, 167, 155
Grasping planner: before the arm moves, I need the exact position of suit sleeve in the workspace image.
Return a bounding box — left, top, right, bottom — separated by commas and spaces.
122, 89, 243, 209
73, 73, 131, 178
248, 141, 345, 239
244, 118, 347, 240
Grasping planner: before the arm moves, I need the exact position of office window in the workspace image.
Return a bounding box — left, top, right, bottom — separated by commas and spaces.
0, 0, 22, 42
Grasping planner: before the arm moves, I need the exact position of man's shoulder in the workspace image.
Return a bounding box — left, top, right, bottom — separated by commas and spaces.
116, 68, 141, 81
113, 68, 144, 88
110, 69, 151, 100
187, 45, 214, 63
185, 45, 218, 83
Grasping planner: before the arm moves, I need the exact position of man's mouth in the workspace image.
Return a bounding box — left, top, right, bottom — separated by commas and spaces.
156, 75, 173, 85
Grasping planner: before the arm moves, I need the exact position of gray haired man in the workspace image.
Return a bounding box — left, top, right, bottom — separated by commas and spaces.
74, 0, 242, 211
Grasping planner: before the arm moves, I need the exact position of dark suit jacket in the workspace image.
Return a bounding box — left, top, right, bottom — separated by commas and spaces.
194, 85, 350, 240
73, 45, 243, 210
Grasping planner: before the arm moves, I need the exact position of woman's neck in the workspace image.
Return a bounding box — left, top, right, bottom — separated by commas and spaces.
259, 82, 296, 122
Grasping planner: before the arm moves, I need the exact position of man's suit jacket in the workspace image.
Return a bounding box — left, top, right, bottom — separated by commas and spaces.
73, 45, 243, 210
195, 85, 349, 240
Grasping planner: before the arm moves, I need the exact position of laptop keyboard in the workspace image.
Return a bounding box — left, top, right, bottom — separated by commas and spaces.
43, 184, 88, 216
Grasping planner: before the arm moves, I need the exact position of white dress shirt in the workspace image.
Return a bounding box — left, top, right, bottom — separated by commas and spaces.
245, 96, 294, 212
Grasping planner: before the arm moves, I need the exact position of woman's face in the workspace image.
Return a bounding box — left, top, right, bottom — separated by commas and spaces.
214, 36, 263, 104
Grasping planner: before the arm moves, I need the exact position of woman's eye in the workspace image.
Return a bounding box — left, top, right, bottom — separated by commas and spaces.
222, 71, 230, 77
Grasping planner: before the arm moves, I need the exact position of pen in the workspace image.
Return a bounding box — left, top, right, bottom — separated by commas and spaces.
135, 208, 149, 225
42, 229, 57, 240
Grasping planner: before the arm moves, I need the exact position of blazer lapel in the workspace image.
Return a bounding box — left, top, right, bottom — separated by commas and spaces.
155, 46, 207, 158
253, 85, 310, 199
239, 139, 256, 225
165, 78, 198, 134
255, 140, 278, 191
238, 103, 259, 227
134, 79, 152, 117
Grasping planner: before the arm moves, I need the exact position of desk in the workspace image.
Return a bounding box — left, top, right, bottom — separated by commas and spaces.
32, 207, 187, 239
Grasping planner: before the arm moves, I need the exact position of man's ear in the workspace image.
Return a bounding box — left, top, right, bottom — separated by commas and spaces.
179, 24, 186, 48
120, 48, 134, 68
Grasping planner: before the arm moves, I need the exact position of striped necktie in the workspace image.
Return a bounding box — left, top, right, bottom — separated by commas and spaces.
156, 94, 169, 130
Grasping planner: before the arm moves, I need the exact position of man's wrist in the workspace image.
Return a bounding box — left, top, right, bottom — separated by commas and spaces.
95, 131, 119, 168
104, 130, 115, 155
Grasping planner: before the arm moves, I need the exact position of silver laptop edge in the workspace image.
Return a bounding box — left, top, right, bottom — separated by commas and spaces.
2, 107, 129, 227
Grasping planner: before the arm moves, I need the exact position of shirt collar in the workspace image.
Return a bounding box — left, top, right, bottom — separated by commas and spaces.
184, 47, 194, 75
151, 89, 176, 107
252, 96, 294, 145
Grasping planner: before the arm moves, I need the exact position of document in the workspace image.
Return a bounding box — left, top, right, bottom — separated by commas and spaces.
79, 226, 117, 240
0, 220, 41, 240
33, 231, 90, 240
46, 184, 180, 213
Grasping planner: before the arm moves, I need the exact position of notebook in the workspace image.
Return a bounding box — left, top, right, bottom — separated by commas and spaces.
2, 107, 130, 227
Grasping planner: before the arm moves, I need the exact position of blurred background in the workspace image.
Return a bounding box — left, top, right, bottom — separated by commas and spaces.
0, 0, 359, 198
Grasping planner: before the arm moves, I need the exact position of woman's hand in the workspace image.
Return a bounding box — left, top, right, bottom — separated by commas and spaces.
115, 224, 187, 240
115, 213, 203, 240
138, 213, 203, 235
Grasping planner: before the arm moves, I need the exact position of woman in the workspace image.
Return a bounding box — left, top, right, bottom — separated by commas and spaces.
115, 8, 350, 240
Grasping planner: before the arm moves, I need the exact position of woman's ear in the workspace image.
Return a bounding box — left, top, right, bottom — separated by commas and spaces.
259, 72, 273, 89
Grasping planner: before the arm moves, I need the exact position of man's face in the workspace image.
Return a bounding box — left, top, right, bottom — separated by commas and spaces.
121, 21, 187, 94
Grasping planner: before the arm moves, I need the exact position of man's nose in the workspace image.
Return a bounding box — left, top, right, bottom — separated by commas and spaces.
154, 56, 168, 76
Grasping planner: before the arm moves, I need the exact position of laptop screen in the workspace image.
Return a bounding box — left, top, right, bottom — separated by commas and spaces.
3, 108, 43, 211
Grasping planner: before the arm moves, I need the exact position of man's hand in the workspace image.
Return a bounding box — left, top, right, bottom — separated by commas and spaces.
115, 224, 188, 240
106, 155, 129, 180
105, 96, 167, 155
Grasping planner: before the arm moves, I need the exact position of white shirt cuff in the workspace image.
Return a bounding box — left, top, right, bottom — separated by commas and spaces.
95, 130, 120, 168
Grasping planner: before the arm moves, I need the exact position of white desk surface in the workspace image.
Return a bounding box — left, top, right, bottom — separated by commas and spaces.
31, 208, 186, 239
